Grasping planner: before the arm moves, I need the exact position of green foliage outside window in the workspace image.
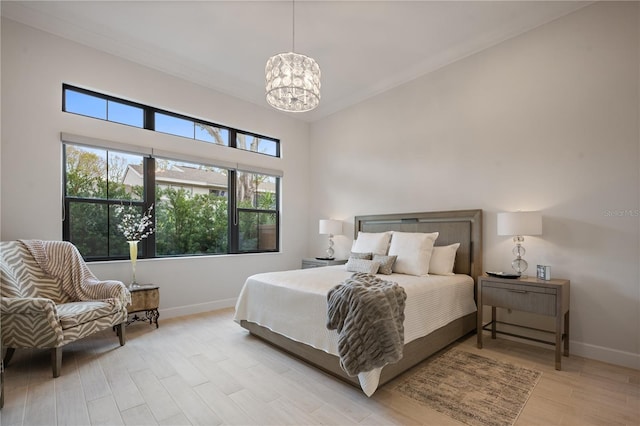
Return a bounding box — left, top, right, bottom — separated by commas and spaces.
64, 143, 278, 259
155, 187, 228, 256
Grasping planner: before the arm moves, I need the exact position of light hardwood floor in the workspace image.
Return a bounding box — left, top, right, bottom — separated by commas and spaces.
1, 308, 638, 425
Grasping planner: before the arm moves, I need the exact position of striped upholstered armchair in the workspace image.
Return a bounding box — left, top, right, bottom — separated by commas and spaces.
0, 240, 130, 377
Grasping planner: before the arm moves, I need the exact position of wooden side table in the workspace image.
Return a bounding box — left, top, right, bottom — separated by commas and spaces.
477, 274, 570, 370
302, 258, 347, 269
127, 284, 160, 328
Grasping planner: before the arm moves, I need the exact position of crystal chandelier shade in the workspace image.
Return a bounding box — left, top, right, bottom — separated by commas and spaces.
265, 52, 321, 112
265, 0, 321, 113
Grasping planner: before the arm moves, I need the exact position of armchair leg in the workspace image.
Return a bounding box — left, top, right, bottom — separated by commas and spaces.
116, 323, 126, 346
3, 348, 15, 367
51, 347, 62, 378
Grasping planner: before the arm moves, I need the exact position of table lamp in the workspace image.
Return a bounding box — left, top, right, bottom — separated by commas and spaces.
319, 219, 342, 259
497, 211, 542, 277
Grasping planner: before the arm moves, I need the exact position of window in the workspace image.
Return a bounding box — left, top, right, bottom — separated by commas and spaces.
63, 86, 144, 128
63, 142, 280, 261
236, 132, 279, 157
63, 84, 272, 155
62, 84, 281, 260
155, 160, 229, 256
235, 171, 279, 252
63, 145, 147, 258
155, 113, 195, 139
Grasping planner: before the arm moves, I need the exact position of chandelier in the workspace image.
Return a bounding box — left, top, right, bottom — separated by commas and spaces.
265, 1, 321, 112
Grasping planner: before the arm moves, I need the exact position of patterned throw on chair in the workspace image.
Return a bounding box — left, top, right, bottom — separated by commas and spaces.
0, 240, 130, 377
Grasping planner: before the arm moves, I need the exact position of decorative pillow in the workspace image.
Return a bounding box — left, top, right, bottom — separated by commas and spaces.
345, 258, 380, 274
388, 232, 439, 276
349, 251, 373, 260
429, 243, 461, 276
372, 254, 397, 275
352, 232, 392, 256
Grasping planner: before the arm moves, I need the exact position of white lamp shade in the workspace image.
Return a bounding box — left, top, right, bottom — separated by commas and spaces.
319, 219, 342, 235
497, 212, 542, 236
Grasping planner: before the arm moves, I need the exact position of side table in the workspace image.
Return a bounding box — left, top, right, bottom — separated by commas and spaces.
127, 284, 160, 328
477, 274, 570, 370
302, 258, 347, 269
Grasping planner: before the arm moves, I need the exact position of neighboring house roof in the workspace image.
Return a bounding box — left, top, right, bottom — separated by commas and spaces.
128, 164, 227, 189
124, 164, 276, 192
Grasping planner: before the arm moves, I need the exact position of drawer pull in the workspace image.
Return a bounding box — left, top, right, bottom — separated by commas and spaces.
507, 289, 528, 294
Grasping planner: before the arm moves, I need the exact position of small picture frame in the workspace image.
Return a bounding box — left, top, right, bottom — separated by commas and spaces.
537, 264, 551, 280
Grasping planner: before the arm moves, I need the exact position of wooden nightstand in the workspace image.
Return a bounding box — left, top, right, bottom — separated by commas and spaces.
127, 284, 160, 328
477, 274, 570, 370
301, 258, 347, 269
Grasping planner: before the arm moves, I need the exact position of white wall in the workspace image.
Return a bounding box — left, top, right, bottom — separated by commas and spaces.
1, 18, 311, 318
308, 2, 640, 369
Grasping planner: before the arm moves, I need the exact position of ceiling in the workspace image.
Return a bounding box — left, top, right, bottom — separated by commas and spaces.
2, 1, 590, 122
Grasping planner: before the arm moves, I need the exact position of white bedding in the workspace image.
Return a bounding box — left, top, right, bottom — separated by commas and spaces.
233, 265, 476, 396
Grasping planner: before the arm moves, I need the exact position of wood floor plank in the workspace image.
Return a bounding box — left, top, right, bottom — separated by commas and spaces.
120, 404, 159, 426
87, 395, 124, 426
54, 368, 91, 426
188, 354, 244, 395
160, 374, 222, 425
129, 369, 183, 422
267, 396, 320, 425
0, 384, 27, 426
163, 351, 209, 388
101, 361, 147, 412
156, 412, 191, 426
22, 379, 55, 426
309, 403, 359, 425
193, 381, 255, 425
227, 388, 284, 425
217, 358, 281, 403
77, 354, 111, 402
138, 351, 178, 380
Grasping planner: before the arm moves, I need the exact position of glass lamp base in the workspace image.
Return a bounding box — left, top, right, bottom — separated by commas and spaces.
325, 235, 335, 259
511, 257, 528, 277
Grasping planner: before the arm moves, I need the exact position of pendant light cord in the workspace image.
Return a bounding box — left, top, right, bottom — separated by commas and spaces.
292, 0, 296, 53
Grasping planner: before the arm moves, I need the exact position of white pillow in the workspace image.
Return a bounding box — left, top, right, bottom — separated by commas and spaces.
352, 231, 392, 256
388, 232, 439, 276
429, 243, 460, 276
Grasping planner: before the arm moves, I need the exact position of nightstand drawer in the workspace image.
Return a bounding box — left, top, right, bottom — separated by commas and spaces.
483, 282, 556, 316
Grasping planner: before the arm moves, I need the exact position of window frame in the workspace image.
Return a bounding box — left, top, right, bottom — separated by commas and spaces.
62, 84, 280, 158
62, 143, 280, 261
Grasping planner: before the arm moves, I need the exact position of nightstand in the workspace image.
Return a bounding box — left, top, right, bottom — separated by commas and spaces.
477, 274, 570, 370
127, 284, 160, 328
301, 258, 347, 269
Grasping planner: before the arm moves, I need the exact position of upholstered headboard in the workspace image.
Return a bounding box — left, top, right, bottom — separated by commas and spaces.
354, 209, 483, 282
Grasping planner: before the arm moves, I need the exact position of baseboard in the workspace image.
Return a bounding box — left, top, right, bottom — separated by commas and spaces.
571, 341, 640, 370
159, 298, 237, 320
495, 333, 640, 370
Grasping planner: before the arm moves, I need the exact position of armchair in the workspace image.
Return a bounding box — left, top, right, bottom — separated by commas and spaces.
0, 240, 130, 377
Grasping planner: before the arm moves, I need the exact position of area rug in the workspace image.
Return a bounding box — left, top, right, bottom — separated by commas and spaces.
394, 349, 542, 426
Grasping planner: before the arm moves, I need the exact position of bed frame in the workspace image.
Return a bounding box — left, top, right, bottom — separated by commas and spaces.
240, 209, 483, 389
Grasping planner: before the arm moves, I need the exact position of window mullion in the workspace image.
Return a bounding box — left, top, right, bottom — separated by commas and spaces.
144, 156, 156, 257
145, 108, 155, 131
229, 170, 239, 253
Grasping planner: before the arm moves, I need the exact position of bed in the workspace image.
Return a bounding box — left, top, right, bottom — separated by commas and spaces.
234, 209, 483, 396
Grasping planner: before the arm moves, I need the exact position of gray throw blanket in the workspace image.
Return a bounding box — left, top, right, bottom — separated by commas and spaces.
326, 272, 407, 376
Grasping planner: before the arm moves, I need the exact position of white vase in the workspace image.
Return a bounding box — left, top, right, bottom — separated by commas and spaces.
127, 240, 139, 288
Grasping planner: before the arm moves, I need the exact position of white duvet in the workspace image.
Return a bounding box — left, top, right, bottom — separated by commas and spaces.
233, 265, 476, 396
